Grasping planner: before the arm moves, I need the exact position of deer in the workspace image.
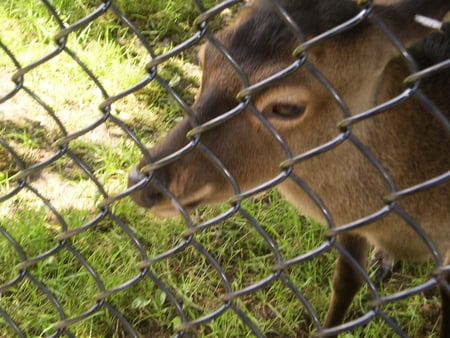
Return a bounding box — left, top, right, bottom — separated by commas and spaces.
128, 0, 450, 336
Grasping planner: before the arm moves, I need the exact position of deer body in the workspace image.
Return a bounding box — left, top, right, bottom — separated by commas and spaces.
278, 56, 450, 261
129, 0, 450, 336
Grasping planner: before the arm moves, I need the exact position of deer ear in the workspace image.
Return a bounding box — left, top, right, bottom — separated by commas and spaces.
374, 1, 450, 49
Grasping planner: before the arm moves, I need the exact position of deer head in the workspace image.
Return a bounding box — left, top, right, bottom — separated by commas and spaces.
129, 0, 449, 221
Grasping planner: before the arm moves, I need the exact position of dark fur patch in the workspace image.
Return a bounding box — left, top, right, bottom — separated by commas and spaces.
409, 23, 450, 69
225, 0, 360, 66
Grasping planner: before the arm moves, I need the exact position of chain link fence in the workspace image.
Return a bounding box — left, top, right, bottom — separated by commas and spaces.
1, 0, 449, 337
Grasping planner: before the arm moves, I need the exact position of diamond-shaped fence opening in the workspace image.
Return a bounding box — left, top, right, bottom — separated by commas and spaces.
1, 0, 449, 337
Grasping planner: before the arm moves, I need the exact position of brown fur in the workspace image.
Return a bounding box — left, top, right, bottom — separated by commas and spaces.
129, 0, 450, 336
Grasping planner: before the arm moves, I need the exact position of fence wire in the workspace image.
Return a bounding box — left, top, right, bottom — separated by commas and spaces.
1, 0, 449, 337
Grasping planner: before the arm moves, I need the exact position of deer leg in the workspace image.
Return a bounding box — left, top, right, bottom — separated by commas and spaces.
439, 253, 450, 338
323, 233, 369, 330
370, 247, 395, 282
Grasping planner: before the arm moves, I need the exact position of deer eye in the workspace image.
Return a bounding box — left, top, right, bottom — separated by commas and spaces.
271, 103, 305, 119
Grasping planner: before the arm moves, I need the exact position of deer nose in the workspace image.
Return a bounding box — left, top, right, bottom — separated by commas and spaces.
128, 166, 145, 184
128, 166, 164, 208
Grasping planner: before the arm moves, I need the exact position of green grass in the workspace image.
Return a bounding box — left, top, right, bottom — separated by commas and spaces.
0, 0, 442, 337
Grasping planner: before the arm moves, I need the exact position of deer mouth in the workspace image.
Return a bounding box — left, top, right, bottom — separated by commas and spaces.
128, 167, 216, 217
148, 188, 213, 218
150, 199, 202, 218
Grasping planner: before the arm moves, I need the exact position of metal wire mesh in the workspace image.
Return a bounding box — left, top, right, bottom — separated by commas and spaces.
1, 0, 449, 337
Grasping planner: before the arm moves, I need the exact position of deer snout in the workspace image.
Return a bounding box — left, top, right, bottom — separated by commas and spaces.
127, 166, 164, 209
